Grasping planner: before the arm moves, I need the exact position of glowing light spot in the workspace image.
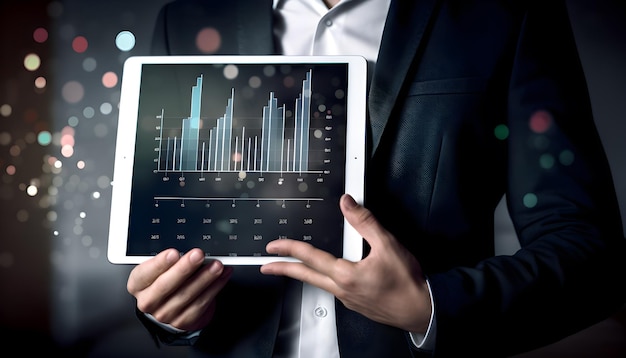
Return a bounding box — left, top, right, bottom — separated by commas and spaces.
539, 153, 555, 169
68, 116, 79, 126
92, 191, 101, 199
79, 211, 86, 219
61, 134, 74, 147
283, 76, 295, 88
115, 30, 136, 51
35, 76, 47, 89
94, 123, 108, 137
16, 210, 29, 222
223, 64, 239, 79
9, 145, 21, 157
25, 132, 36, 144
298, 182, 308, 192
238, 171, 247, 180
72, 36, 88, 53
0, 132, 11, 145
83, 106, 95, 118
54, 160, 62, 169
82, 57, 97, 72
314, 129, 323, 138
61, 145, 74, 158
37, 131, 52, 146
62, 81, 84, 103
48, 212, 58, 222
27, 185, 38, 196
33, 27, 48, 43
523, 193, 538, 208
81, 235, 92, 246
100, 102, 113, 115
24, 53, 41, 71
77, 161, 85, 169
102, 71, 118, 88
248, 76, 261, 88
263, 65, 276, 77
6, 165, 16, 175
559, 150, 575, 166
0, 104, 11, 117
195, 27, 221, 53
494, 124, 509, 140
334, 89, 345, 99
232, 152, 242, 162
529, 110, 552, 133
318, 104, 326, 112
97, 176, 111, 189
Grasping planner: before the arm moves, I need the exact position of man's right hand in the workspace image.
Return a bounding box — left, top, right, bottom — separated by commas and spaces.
127, 248, 233, 331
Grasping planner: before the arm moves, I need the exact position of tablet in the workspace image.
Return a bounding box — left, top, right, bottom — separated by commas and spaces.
107, 55, 367, 265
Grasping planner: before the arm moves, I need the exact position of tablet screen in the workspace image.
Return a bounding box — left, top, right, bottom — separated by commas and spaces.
108, 56, 366, 264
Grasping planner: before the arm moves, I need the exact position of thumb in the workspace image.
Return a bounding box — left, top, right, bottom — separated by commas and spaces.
339, 194, 389, 250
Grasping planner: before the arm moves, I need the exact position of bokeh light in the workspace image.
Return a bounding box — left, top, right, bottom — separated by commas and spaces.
529, 110, 552, 133
61, 81, 84, 103
37, 131, 52, 146
223, 64, 238, 79
559, 150, 575, 166
102, 71, 118, 88
33, 27, 48, 43
195, 27, 221, 53
0, 104, 11, 117
100, 102, 113, 115
82, 57, 97, 72
35, 76, 47, 89
523, 193, 538, 208
115, 30, 136, 51
72, 35, 88, 53
24, 53, 41, 71
494, 124, 509, 140
539, 153, 555, 169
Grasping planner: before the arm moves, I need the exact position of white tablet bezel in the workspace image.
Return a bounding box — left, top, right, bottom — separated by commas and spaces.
107, 55, 367, 265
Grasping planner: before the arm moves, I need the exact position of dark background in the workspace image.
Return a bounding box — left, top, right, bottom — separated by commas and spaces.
0, 1, 624, 356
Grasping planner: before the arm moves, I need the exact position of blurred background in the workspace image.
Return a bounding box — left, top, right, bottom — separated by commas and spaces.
0, 0, 624, 357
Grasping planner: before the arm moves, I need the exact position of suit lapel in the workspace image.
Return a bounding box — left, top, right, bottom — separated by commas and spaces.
236, 0, 276, 54
369, 0, 440, 155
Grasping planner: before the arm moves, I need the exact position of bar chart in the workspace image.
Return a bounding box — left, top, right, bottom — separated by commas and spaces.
127, 62, 352, 258
155, 70, 316, 175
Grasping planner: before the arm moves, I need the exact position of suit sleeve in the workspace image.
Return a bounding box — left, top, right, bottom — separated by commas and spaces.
427, 2, 626, 356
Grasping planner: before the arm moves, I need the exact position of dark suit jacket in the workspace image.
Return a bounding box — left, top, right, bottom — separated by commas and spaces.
143, 0, 626, 356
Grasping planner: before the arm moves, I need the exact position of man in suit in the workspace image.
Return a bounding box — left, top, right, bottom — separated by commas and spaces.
127, 0, 626, 356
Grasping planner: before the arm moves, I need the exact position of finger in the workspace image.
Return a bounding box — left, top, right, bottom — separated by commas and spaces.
265, 239, 339, 275
127, 248, 180, 294
340, 194, 391, 251
136, 248, 207, 310
154, 263, 233, 330
261, 260, 337, 293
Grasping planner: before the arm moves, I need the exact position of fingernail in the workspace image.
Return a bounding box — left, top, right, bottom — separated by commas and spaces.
342, 194, 358, 208
165, 249, 179, 264
189, 249, 204, 264
266, 241, 277, 254
208, 260, 223, 274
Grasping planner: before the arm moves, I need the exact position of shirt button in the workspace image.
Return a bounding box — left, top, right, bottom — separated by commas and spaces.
325, 19, 333, 27
314, 306, 328, 318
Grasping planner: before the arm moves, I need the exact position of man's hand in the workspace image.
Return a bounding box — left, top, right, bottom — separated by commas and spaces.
127, 248, 233, 331
260, 194, 432, 333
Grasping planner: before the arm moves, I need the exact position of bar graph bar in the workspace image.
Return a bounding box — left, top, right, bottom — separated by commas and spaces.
156, 70, 314, 174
